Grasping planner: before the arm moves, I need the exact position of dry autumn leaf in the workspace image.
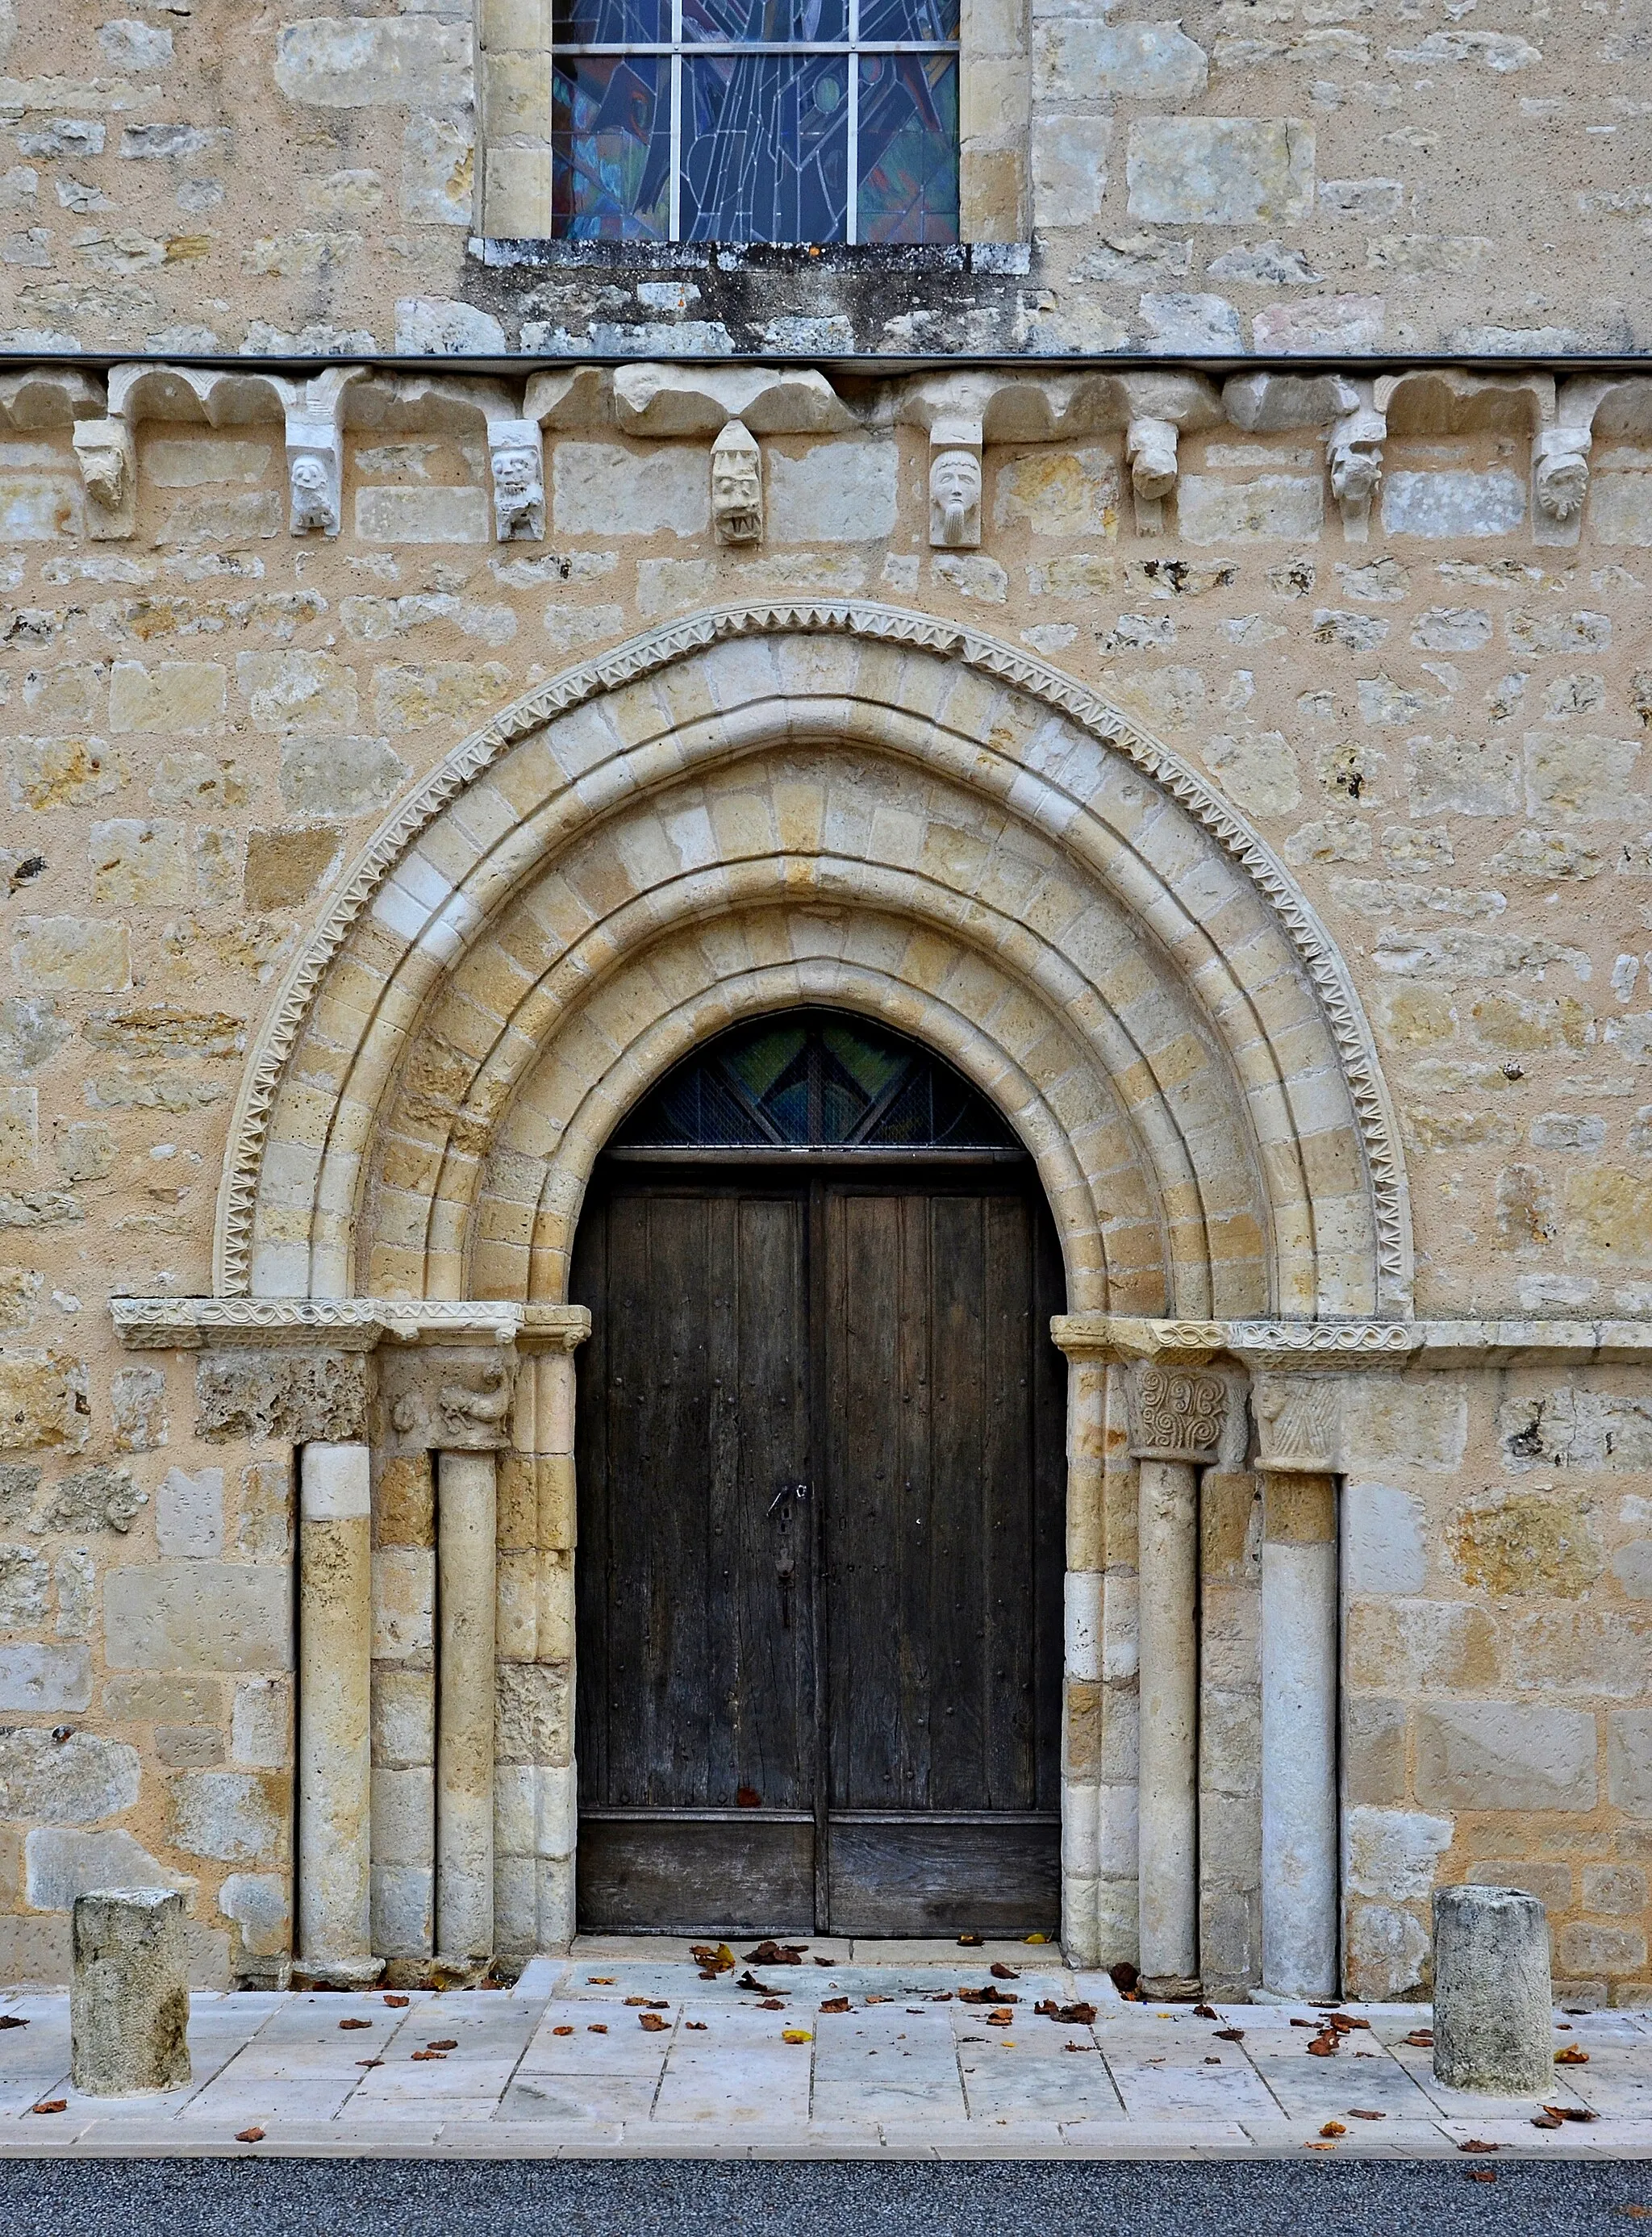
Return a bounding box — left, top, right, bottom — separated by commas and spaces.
1348, 2109, 1386, 2121
1214, 2027, 1245, 2043
1307, 2033, 1339, 2058
639, 2013, 669, 2032
1533, 2113, 1563, 2130
1556, 2045, 1591, 2064
987, 2010, 1013, 2027
427, 2039, 457, 2050
411, 2050, 446, 2062
990, 1964, 1019, 1981
782, 2029, 812, 2043
957, 1933, 984, 1947
1543, 2104, 1599, 2122
553, 2025, 574, 2037
1193, 2004, 1218, 2020
0, 2016, 28, 2030
1459, 2139, 1501, 2153
339, 2018, 372, 2030
1320, 2121, 1346, 2137
1402, 2030, 1433, 2047
236, 2126, 265, 2143
820, 1997, 851, 2013
587, 2024, 608, 2034
1466, 2169, 1498, 2185
686, 2021, 707, 2031
383, 1994, 410, 2009
31, 2101, 65, 2114
356, 2059, 382, 2069
757, 1997, 786, 2010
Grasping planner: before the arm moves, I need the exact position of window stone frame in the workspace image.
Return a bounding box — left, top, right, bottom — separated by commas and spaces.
475, 0, 1029, 245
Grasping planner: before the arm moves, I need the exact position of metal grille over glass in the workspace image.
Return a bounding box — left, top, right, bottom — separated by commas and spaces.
609, 1009, 1023, 1154
551, 0, 959, 244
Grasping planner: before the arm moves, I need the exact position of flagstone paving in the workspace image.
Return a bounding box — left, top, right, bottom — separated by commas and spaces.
2, 1937, 1650, 2159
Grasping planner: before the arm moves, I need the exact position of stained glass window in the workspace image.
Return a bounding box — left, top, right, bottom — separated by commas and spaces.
552, 0, 958, 243
610, 1009, 1021, 1152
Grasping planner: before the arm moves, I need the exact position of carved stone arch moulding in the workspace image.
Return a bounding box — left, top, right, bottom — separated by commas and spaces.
214, 601, 1412, 1314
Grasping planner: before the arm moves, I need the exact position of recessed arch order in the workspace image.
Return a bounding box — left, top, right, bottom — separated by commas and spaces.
219, 601, 1412, 1323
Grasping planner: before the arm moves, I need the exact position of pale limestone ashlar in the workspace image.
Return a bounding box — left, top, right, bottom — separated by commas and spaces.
1432, 1884, 1554, 2095
928, 415, 983, 550
437, 1448, 497, 1968
70, 1888, 191, 2096
196, 1349, 370, 1443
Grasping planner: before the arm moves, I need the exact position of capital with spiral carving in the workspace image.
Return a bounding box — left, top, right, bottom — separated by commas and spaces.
1128, 1363, 1229, 1463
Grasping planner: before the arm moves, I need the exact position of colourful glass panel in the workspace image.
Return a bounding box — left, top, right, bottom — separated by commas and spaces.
856, 52, 957, 242
682, 0, 849, 43
553, 0, 667, 43
552, 56, 672, 239
681, 53, 849, 241
857, 0, 959, 41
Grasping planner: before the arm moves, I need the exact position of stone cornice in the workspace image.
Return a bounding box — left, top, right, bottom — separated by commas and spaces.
110, 1297, 590, 1352
1049, 1314, 1652, 1367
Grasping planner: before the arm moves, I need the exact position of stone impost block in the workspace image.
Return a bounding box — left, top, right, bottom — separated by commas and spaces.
1432, 1884, 1553, 2096
70, 1888, 191, 2096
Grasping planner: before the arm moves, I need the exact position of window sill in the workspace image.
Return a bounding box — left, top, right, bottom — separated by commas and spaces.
473, 236, 1031, 277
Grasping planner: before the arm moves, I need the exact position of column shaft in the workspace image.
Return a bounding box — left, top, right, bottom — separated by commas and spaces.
297, 1440, 373, 1976
1260, 1468, 1339, 1999
1137, 1455, 1199, 1985
437, 1449, 498, 1964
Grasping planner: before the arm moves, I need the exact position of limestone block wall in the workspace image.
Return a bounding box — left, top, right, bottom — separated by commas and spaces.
0, 371, 1648, 1995
1, 2, 1646, 356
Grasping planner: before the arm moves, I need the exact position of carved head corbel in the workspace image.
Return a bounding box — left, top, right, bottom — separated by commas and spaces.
72, 417, 136, 540
286, 428, 340, 536
711, 419, 762, 545
1533, 424, 1591, 525
928, 415, 982, 549
1328, 403, 1386, 543
489, 417, 546, 541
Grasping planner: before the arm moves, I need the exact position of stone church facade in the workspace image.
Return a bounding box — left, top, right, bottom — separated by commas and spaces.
0, 0, 1650, 2010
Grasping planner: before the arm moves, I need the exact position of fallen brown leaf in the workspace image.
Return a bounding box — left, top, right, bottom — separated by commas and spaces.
639, 2013, 669, 2032
1556, 2044, 1592, 2064
960, 1986, 1019, 2005
1326, 2014, 1371, 2032
411, 2050, 446, 2062
1616, 2206, 1651, 2218
1533, 2114, 1563, 2130
426, 2039, 457, 2050
1320, 2121, 1346, 2137
624, 1996, 649, 2006
990, 1963, 1020, 1980
757, 1997, 786, 2010
685, 2021, 707, 2031
383, 1994, 410, 2009
1348, 2110, 1386, 2121
236, 2126, 265, 2143
734, 1972, 775, 1994
0, 2015, 28, 2030
1466, 2168, 1498, 2185
746, 1940, 805, 1966
1307, 2032, 1339, 2058
1304, 2139, 1334, 2151
1459, 2139, 1501, 2153
820, 1997, 851, 2013
1403, 2030, 1433, 2047
553, 2025, 574, 2037
31, 2101, 65, 2115
1290, 2017, 1316, 2029
1545, 2104, 1600, 2122
339, 2018, 372, 2030
1108, 1962, 1139, 1993
957, 1933, 984, 1947
356, 2059, 382, 2068
1204, 2055, 1222, 2065
1193, 2003, 1218, 2020
586, 1976, 615, 1985
987, 2010, 1013, 2026
1214, 2026, 1245, 2043
587, 2024, 607, 2034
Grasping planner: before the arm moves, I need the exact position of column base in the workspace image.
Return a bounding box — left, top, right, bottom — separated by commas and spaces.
1138, 1973, 1202, 2001
431, 1950, 495, 1988
291, 1955, 385, 1991
1250, 1983, 1337, 2005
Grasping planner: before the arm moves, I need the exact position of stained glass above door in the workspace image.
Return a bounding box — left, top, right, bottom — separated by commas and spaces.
608, 1008, 1023, 1154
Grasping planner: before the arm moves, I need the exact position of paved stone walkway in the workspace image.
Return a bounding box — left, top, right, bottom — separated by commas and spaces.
3, 1938, 1650, 2158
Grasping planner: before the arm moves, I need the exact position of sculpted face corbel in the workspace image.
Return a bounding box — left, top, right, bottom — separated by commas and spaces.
928, 415, 983, 549
1125, 415, 1179, 536
711, 418, 762, 545
286, 432, 340, 537
1250, 1372, 1341, 1475
488, 417, 546, 541
1327, 401, 1386, 544
72, 416, 137, 540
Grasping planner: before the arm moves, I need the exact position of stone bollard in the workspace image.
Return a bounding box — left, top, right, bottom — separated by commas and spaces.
71, 1889, 192, 2095
1432, 1884, 1553, 2095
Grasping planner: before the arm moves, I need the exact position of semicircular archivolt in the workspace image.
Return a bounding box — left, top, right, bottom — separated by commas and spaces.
220, 602, 1411, 1319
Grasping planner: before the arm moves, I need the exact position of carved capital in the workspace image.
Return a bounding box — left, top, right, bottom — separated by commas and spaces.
378, 1341, 518, 1452
1252, 1372, 1340, 1475
72, 417, 136, 540
1128, 1363, 1227, 1465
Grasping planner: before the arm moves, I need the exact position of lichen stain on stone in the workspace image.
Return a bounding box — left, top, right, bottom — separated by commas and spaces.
1451, 1488, 1601, 1598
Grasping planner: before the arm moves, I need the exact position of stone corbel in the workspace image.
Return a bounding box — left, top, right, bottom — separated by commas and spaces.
284, 367, 363, 539
1125, 416, 1179, 537
1223, 370, 1362, 435
1529, 375, 1621, 547
487, 415, 545, 541
73, 415, 137, 540
711, 418, 762, 545
928, 414, 983, 549
1327, 387, 1386, 546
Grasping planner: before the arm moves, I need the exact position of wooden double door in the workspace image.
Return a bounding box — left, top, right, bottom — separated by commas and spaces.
572, 1160, 1066, 1935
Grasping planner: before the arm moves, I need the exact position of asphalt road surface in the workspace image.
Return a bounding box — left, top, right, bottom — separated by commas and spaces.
3, 2157, 1651, 2237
